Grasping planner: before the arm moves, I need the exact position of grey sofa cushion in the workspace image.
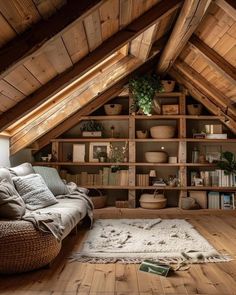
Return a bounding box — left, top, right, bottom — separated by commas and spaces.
9, 163, 35, 177
0, 167, 14, 185
12, 174, 58, 210
33, 166, 69, 196
0, 179, 26, 219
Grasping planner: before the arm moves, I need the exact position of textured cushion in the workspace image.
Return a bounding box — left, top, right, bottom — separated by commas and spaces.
0, 167, 13, 186
12, 174, 58, 210
9, 163, 35, 177
0, 179, 26, 219
33, 166, 69, 196
36, 198, 87, 238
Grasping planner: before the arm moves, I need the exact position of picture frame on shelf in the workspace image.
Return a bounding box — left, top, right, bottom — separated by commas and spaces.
89, 142, 110, 162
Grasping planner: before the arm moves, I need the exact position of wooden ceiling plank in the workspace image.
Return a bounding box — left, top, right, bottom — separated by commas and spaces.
0, 0, 104, 74
214, 0, 236, 20
174, 59, 236, 118
0, 80, 24, 101
0, 14, 17, 47
83, 9, 103, 52
189, 35, 236, 86
169, 67, 236, 134
157, 0, 212, 74
119, 0, 133, 28
32, 0, 65, 19
62, 21, 89, 64
33, 53, 161, 152
0, 0, 41, 34
0, 0, 182, 132
4, 65, 42, 96
99, 0, 119, 41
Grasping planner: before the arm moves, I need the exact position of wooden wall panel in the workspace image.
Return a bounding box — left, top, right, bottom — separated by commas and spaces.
84, 10, 103, 51
99, 0, 119, 40
131, 0, 159, 20
0, 80, 24, 101
43, 37, 73, 74
119, 0, 133, 28
0, 14, 16, 47
4, 65, 41, 96
0, 94, 16, 112
0, 0, 41, 33
32, 0, 66, 18
62, 21, 89, 64
23, 52, 58, 84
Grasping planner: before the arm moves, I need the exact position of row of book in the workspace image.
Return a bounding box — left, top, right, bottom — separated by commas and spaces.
208, 192, 235, 209
64, 168, 129, 186
191, 170, 235, 187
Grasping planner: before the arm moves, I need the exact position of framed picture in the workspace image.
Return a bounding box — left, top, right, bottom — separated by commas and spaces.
89, 142, 110, 162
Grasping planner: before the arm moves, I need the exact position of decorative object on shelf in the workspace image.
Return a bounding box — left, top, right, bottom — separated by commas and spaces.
193, 133, 206, 139
140, 190, 167, 209
217, 151, 236, 186
67, 152, 73, 162
104, 104, 122, 115
206, 133, 227, 139
129, 73, 163, 116
167, 175, 178, 187
89, 142, 110, 162
161, 80, 175, 92
73, 144, 85, 162
204, 124, 222, 134
41, 157, 48, 162
187, 104, 202, 115
110, 125, 115, 138
192, 146, 200, 163
162, 104, 179, 115
181, 197, 199, 210
97, 151, 108, 162
150, 125, 175, 139
205, 145, 221, 163
136, 130, 148, 139
89, 189, 107, 209
81, 120, 103, 137
149, 169, 157, 186
145, 151, 168, 163
109, 142, 128, 163
168, 156, 177, 164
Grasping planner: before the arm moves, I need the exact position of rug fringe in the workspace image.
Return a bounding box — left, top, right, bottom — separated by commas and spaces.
68, 253, 232, 264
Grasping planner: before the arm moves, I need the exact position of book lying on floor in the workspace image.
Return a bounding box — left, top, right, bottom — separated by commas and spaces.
139, 260, 172, 277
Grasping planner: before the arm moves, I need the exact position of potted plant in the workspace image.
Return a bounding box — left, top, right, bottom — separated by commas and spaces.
80, 120, 103, 137
217, 151, 236, 186
129, 73, 163, 116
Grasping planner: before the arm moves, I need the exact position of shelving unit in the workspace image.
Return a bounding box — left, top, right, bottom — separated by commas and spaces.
34, 89, 236, 209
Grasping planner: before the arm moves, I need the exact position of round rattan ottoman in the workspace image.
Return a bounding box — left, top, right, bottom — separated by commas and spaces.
0, 220, 61, 274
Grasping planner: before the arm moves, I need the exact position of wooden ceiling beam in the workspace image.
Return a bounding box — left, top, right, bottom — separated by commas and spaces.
0, 0, 182, 133
0, 0, 103, 75
174, 60, 236, 119
214, 0, 236, 20
189, 34, 236, 86
33, 53, 161, 152
169, 67, 236, 134
156, 0, 212, 74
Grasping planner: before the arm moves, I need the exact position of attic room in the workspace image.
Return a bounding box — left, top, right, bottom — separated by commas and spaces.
0, 0, 236, 293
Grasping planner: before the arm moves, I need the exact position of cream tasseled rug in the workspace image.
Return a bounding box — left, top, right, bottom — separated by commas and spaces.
70, 219, 231, 264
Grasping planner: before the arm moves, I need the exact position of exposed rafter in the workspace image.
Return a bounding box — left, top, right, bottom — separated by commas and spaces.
157, 0, 212, 74
215, 0, 236, 20
31, 53, 161, 153
0, 0, 182, 133
0, 0, 103, 75
174, 59, 236, 120
189, 34, 236, 86
169, 67, 236, 134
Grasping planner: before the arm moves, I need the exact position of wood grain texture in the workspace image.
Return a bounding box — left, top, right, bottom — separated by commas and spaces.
84, 10, 103, 51
99, 0, 119, 40
1, 212, 236, 294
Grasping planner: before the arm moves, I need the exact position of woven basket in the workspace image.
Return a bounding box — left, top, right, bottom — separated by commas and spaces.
161, 80, 175, 92
0, 220, 61, 274
104, 104, 122, 115
90, 190, 107, 209
150, 125, 175, 139
140, 191, 167, 209
187, 104, 202, 115
145, 151, 168, 163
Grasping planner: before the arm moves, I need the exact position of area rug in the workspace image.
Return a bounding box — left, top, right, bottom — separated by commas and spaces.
70, 219, 231, 264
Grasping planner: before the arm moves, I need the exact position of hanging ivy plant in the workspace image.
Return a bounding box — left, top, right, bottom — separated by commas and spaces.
129, 73, 163, 115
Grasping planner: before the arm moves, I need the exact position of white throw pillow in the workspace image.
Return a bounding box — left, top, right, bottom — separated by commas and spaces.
12, 174, 58, 210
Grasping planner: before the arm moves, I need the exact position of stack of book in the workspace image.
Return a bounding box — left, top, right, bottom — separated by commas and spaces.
191, 170, 235, 187
136, 174, 149, 186
208, 191, 235, 209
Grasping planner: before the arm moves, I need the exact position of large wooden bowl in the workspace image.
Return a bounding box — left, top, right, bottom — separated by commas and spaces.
145, 151, 168, 163
150, 125, 175, 139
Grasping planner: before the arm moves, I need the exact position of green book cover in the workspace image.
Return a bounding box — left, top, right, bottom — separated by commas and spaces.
139, 260, 172, 277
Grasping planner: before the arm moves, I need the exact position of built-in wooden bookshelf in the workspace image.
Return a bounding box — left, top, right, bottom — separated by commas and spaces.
34, 89, 236, 209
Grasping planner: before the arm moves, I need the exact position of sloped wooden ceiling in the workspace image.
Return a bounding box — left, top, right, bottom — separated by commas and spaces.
0, 0, 235, 155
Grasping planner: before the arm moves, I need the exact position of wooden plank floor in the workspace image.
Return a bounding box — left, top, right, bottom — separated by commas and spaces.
1, 209, 236, 295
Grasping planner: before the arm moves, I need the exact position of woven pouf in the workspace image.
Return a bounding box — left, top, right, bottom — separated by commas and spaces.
0, 220, 61, 274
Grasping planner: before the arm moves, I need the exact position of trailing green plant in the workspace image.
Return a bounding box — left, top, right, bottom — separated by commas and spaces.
217, 151, 236, 175
129, 73, 163, 115
80, 120, 103, 132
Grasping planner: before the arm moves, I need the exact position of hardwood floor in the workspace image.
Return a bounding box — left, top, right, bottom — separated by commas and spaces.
1, 209, 236, 295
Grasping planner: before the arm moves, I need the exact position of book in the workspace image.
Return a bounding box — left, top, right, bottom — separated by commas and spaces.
208, 191, 220, 209
139, 260, 172, 277
73, 144, 85, 162
220, 193, 234, 210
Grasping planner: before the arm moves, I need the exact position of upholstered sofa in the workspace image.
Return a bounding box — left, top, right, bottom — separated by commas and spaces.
0, 163, 93, 274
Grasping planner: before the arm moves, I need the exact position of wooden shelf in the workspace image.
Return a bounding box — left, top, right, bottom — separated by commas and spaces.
51, 138, 129, 143
186, 115, 224, 120
134, 115, 182, 120
34, 162, 130, 166
135, 138, 181, 142
186, 138, 236, 143
186, 186, 236, 191
84, 185, 183, 190
80, 115, 129, 120
155, 92, 182, 97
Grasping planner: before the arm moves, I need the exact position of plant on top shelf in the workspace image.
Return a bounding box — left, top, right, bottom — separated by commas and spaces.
217, 151, 236, 175
129, 73, 163, 116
